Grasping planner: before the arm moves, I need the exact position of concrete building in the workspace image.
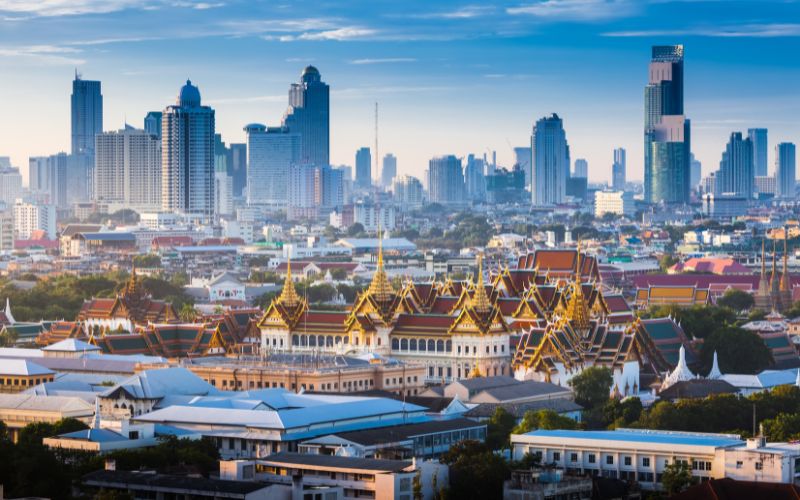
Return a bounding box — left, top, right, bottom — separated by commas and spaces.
94, 127, 162, 211
244, 124, 300, 208
573, 158, 588, 179
511, 428, 800, 491
381, 153, 397, 188
28, 153, 68, 208
594, 190, 634, 217
287, 164, 319, 220
143, 111, 162, 139
0, 359, 55, 393
0, 167, 22, 206
612, 148, 626, 190
464, 154, 486, 203
717, 132, 754, 199
690, 153, 702, 191
161, 80, 215, 219
353, 202, 395, 232
0, 393, 93, 442
393, 175, 425, 208
0, 211, 13, 250
776, 142, 796, 198
531, 114, 569, 206
355, 147, 371, 190
427, 155, 464, 205
13, 201, 56, 239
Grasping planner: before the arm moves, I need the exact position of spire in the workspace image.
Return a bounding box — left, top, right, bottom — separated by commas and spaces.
761, 239, 766, 279
771, 239, 780, 292
4, 298, 15, 325
278, 257, 301, 308
781, 228, 791, 292
565, 241, 591, 331
661, 344, 695, 389
367, 227, 395, 302
470, 254, 492, 314
707, 351, 722, 379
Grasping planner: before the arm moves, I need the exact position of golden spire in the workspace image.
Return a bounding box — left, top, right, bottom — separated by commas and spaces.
470, 361, 483, 378
761, 239, 766, 279
126, 262, 139, 294
367, 227, 395, 301
278, 256, 301, 307
470, 254, 492, 314
771, 239, 780, 291
566, 241, 591, 330
782, 229, 791, 292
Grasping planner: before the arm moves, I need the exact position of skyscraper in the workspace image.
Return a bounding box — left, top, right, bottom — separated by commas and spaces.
282, 66, 330, 167
71, 72, 102, 158
690, 153, 702, 191
573, 158, 588, 178
776, 142, 796, 198
427, 155, 464, 205
29, 153, 67, 208
245, 124, 300, 208
229, 143, 247, 198
94, 127, 161, 210
716, 132, 754, 199
644, 45, 691, 204
144, 111, 162, 140
161, 80, 215, 218
464, 154, 486, 202
393, 175, 425, 208
612, 148, 626, 190
514, 147, 532, 191
531, 114, 569, 206
214, 134, 233, 216
0, 167, 22, 206
319, 165, 344, 211
381, 153, 397, 188
748, 128, 768, 177
355, 147, 371, 190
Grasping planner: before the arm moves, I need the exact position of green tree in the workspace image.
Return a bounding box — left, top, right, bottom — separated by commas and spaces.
603, 397, 643, 428
329, 268, 348, 280
133, 254, 162, 268
512, 409, 578, 435
485, 407, 517, 450
179, 303, 197, 322
762, 412, 800, 441
716, 289, 755, 312
440, 440, 509, 500
659, 254, 679, 272
347, 223, 365, 236
568, 366, 613, 410
661, 461, 693, 495
412, 471, 423, 500
699, 326, 772, 375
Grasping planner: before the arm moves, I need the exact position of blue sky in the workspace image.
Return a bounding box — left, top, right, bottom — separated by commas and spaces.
1, 0, 799, 184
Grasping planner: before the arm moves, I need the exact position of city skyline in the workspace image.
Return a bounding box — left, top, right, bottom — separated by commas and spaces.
1, 1, 799, 184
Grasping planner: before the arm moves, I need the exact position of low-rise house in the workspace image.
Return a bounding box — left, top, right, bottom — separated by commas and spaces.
0, 393, 94, 441
0, 359, 54, 393
419, 376, 573, 405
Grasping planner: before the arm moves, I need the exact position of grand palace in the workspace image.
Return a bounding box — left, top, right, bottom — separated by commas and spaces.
33, 246, 691, 393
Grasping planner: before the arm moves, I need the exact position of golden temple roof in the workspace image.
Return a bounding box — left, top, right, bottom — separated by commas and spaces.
278, 257, 302, 308
470, 254, 492, 315
367, 231, 395, 302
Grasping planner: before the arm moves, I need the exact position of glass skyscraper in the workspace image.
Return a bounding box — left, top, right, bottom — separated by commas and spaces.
355, 147, 372, 189
244, 123, 300, 207
777, 142, 796, 198
612, 148, 626, 190
531, 113, 569, 206
71, 72, 102, 158
282, 66, 330, 167
716, 132, 754, 199
161, 80, 215, 218
748, 128, 768, 177
427, 155, 465, 205
644, 45, 691, 204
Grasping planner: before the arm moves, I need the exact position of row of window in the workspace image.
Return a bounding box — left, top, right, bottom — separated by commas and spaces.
0, 377, 54, 386
392, 338, 451, 352
206, 378, 376, 392
385, 376, 418, 387
548, 451, 706, 472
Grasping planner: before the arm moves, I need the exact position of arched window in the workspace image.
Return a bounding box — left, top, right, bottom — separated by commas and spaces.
335, 336, 342, 345
428, 339, 435, 351
401, 338, 408, 350
436, 340, 444, 352
343, 336, 349, 344
446, 340, 452, 352
410, 339, 417, 351
308, 335, 316, 347
326, 336, 334, 347
292, 335, 300, 346
377, 338, 381, 346
392, 338, 399, 350
300, 335, 308, 347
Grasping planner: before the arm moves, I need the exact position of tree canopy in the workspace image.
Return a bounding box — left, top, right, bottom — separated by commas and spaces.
569, 366, 613, 410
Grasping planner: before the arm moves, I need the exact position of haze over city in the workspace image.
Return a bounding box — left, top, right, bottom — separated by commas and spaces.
2, 0, 800, 182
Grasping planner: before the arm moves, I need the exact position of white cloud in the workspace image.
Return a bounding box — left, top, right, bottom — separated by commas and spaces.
349, 57, 416, 65
281, 27, 377, 42
604, 23, 800, 37
0, 0, 223, 17
507, 0, 638, 21
0, 44, 85, 65
414, 5, 495, 19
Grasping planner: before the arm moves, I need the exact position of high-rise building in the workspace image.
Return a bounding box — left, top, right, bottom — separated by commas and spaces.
320, 165, 344, 211
71, 72, 102, 158
0, 158, 10, 169
381, 154, 397, 188
161, 80, 215, 218
573, 158, 588, 178
0, 167, 22, 207
464, 154, 486, 202
393, 175, 425, 209
13, 201, 56, 240
644, 45, 691, 204
514, 147, 532, 191
748, 128, 768, 177
612, 148, 626, 190
690, 153, 702, 191
594, 190, 634, 217
229, 143, 247, 198
244, 124, 300, 208
427, 155, 464, 205
355, 147, 372, 190
777, 142, 796, 198
144, 112, 162, 140
94, 127, 161, 210
213, 134, 234, 216
29, 153, 68, 208
287, 164, 320, 220
282, 66, 330, 167
716, 132, 754, 199
531, 114, 569, 206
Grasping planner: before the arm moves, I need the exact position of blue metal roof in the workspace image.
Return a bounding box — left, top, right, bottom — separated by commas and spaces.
521, 429, 743, 448
80, 233, 136, 241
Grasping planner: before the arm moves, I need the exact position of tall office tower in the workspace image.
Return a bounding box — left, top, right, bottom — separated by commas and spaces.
427, 155, 465, 205
71, 72, 102, 158
94, 127, 161, 210
161, 80, 215, 218
287, 164, 320, 220
381, 153, 397, 188
320, 165, 344, 211
13, 201, 56, 239
514, 147, 532, 191
39, 153, 68, 208
355, 147, 372, 189
716, 132, 754, 198
573, 158, 588, 178
393, 175, 425, 208
244, 124, 300, 208
28, 157, 48, 193
748, 128, 768, 177
644, 45, 691, 204
690, 153, 702, 191
777, 142, 796, 198
0, 167, 22, 206
214, 171, 233, 215
282, 66, 330, 166
612, 148, 627, 190
531, 114, 569, 206
144, 112, 163, 140
229, 143, 247, 197
464, 154, 486, 202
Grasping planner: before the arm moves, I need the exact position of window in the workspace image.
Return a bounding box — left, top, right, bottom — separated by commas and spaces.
624, 457, 631, 466
570, 453, 578, 462
755, 462, 763, 471
606, 456, 614, 465
553, 452, 561, 462
642, 458, 650, 467
457, 345, 461, 354
588, 454, 596, 464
